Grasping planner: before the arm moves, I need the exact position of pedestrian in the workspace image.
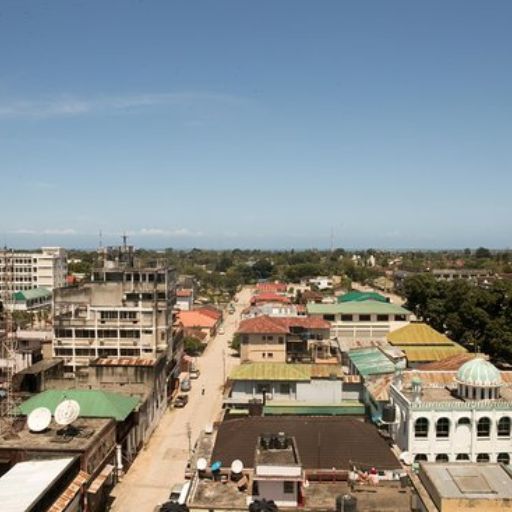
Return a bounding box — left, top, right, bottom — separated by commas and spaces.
201, 386, 205, 396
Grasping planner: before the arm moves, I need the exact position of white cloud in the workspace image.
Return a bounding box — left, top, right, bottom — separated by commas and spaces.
133, 228, 203, 237
0, 92, 246, 120
11, 228, 77, 235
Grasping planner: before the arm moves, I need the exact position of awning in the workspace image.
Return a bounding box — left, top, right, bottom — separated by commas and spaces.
87, 464, 114, 495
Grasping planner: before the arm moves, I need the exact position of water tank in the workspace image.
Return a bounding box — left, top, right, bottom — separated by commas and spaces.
261, 433, 273, 449
382, 404, 396, 423
336, 494, 357, 512
276, 432, 288, 449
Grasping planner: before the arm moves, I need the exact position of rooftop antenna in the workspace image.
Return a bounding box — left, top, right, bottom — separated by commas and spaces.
99, 229, 103, 249
330, 226, 334, 253
122, 232, 128, 250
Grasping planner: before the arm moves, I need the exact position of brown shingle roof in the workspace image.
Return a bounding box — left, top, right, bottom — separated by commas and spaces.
212, 416, 400, 471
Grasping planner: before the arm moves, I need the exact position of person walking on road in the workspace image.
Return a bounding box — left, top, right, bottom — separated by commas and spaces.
201, 385, 205, 396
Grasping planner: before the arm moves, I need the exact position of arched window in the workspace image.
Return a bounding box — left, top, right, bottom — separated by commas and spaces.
477, 417, 491, 437
436, 454, 449, 462
414, 454, 428, 462
456, 454, 470, 461
436, 418, 450, 438
477, 453, 490, 463
497, 453, 510, 465
415, 417, 429, 438
498, 417, 511, 437
457, 417, 471, 426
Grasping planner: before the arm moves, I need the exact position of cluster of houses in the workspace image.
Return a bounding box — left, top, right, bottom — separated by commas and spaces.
188, 280, 512, 511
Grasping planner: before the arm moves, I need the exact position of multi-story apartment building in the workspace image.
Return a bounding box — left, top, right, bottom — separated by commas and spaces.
0, 247, 67, 293
52, 245, 177, 374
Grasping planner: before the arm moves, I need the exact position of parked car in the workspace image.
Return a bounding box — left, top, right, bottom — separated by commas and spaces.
218, 327, 225, 335
174, 394, 189, 408
169, 483, 184, 502
180, 379, 191, 392
190, 368, 200, 379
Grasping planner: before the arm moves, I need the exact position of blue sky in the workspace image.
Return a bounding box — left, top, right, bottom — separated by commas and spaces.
0, 1, 511, 249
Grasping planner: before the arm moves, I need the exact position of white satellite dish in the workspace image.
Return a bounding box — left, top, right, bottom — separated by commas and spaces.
197, 458, 207, 471
54, 399, 80, 426
231, 459, 244, 474
399, 451, 413, 466
27, 407, 52, 432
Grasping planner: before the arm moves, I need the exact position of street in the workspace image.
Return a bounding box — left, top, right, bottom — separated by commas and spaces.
109, 286, 253, 511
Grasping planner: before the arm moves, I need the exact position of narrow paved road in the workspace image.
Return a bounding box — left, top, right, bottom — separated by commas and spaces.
110, 286, 252, 511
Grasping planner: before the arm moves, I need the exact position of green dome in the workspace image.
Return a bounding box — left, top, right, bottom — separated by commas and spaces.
456, 357, 501, 387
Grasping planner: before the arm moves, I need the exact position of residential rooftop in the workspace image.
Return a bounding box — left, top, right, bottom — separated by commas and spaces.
338, 291, 389, 303
349, 347, 397, 377
229, 362, 343, 382
237, 315, 330, 334
387, 322, 456, 345
212, 416, 401, 471
307, 301, 412, 316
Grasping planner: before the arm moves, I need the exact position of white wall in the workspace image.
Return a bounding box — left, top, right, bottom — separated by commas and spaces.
255, 480, 297, 507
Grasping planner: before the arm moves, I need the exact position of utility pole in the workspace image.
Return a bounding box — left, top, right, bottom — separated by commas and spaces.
186, 422, 192, 458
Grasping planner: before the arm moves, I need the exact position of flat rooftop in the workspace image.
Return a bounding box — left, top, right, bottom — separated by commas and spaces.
189, 479, 411, 511
0, 417, 113, 452
419, 462, 512, 503
212, 416, 400, 471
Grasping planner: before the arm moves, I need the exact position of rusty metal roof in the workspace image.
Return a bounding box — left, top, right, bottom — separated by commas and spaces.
48, 470, 89, 512
91, 357, 157, 367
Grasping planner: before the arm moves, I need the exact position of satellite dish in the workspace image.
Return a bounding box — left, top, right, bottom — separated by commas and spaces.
231, 459, 244, 474
27, 407, 51, 432
399, 451, 413, 466
54, 399, 80, 426
197, 458, 207, 471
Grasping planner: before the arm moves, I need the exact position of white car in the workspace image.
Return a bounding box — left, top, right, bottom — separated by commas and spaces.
218, 327, 225, 335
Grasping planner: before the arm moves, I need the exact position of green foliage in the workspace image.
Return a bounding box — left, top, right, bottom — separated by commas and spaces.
230, 334, 241, 355
404, 275, 512, 361
183, 336, 204, 356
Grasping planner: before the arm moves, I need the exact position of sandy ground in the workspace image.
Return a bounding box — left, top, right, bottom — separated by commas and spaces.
109, 286, 252, 511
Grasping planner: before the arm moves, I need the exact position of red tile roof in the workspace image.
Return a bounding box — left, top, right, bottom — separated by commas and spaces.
251, 293, 291, 305
237, 315, 330, 334
416, 352, 479, 371
256, 282, 287, 293
196, 305, 222, 320
178, 310, 217, 329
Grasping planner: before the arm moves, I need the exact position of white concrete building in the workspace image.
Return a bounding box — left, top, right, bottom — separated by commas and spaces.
0, 247, 67, 293
390, 358, 512, 465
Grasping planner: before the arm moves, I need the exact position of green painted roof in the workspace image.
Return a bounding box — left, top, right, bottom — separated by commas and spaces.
457, 357, 501, 386
230, 363, 309, 381
307, 301, 411, 316
338, 291, 388, 303
229, 363, 342, 381
348, 348, 396, 377
263, 401, 365, 416
13, 287, 51, 301
19, 389, 139, 421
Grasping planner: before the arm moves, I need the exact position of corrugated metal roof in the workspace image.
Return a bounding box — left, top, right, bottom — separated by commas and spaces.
48, 470, 89, 512
387, 322, 454, 345
307, 302, 412, 315
13, 287, 51, 301
418, 353, 479, 370
396, 344, 467, 362
338, 291, 388, 303
0, 458, 75, 512
229, 363, 342, 381
348, 348, 396, 377
19, 389, 139, 421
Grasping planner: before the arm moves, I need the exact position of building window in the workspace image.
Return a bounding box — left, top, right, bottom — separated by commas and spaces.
341, 314, 352, 322
359, 314, 371, 321
436, 454, 449, 462
457, 417, 471, 427
414, 454, 428, 462
456, 454, 470, 461
323, 314, 335, 321
497, 453, 510, 465
476, 453, 490, 463
242, 335, 249, 345
498, 417, 511, 437
267, 336, 273, 341
283, 482, 294, 494
278, 337, 284, 344
376, 314, 388, 322
477, 417, 491, 438
436, 418, 450, 438
280, 383, 291, 394
414, 418, 429, 438
267, 353, 274, 358
395, 314, 407, 322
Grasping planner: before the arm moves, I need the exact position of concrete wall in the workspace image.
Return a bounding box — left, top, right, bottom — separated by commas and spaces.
255, 480, 297, 507
240, 334, 286, 363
